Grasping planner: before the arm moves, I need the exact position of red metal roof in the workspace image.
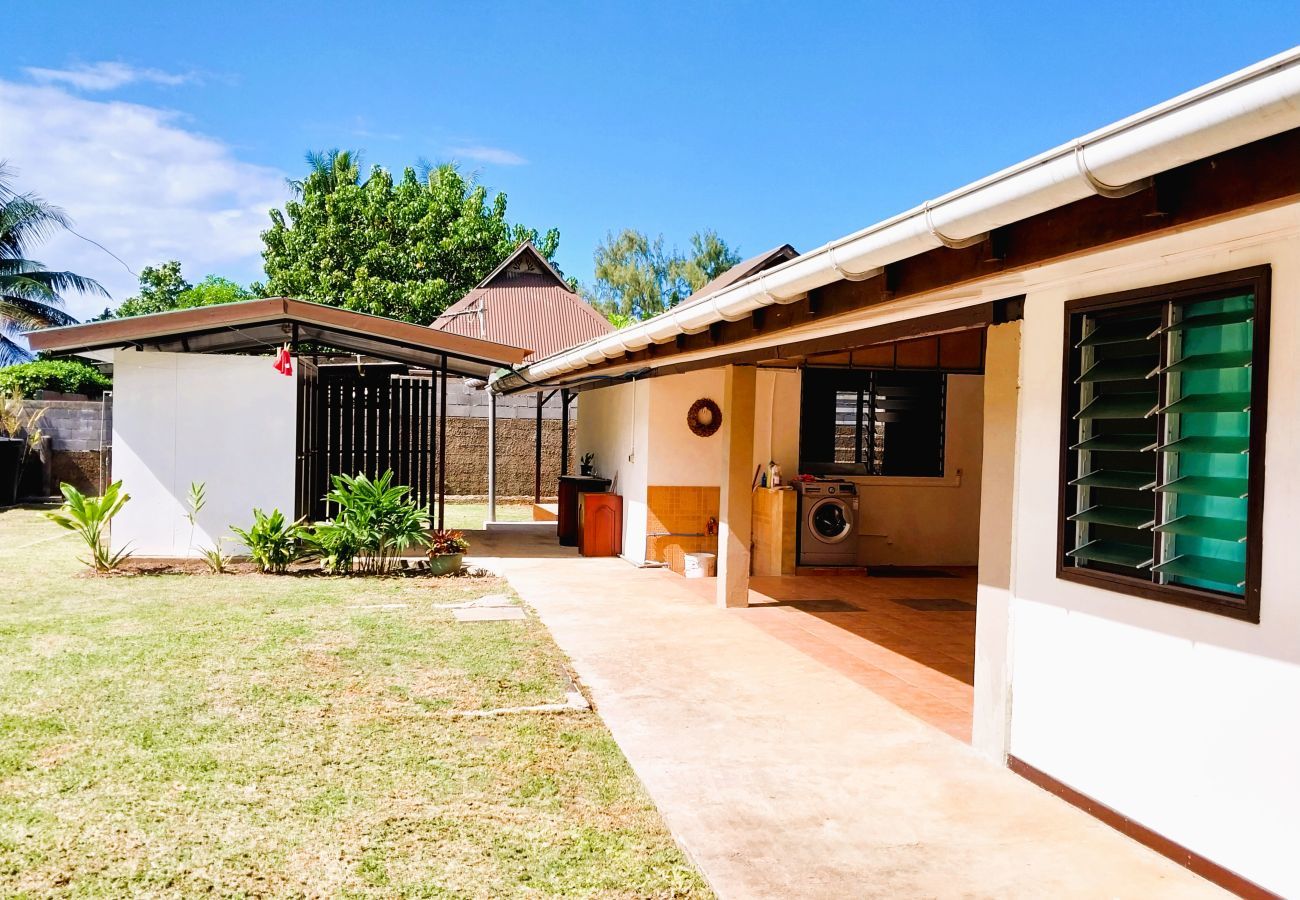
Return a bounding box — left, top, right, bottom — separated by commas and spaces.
431, 243, 613, 361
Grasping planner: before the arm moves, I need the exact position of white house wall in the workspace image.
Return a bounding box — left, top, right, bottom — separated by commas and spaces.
575, 379, 650, 564
110, 350, 297, 558
1004, 205, 1300, 897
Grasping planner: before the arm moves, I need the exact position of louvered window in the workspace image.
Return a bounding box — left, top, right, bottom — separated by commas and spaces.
800, 369, 946, 477
1059, 267, 1269, 622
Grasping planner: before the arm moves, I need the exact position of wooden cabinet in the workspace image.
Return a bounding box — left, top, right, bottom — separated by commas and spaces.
557, 475, 610, 546
579, 492, 623, 558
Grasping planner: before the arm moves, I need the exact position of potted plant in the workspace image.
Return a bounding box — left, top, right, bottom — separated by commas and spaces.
580, 452, 595, 477
426, 529, 469, 576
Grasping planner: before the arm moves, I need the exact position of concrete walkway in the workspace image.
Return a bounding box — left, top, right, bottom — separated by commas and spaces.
468, 537, 1222, 899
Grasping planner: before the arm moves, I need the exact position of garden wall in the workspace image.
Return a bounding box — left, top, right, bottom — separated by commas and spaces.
16, 395, 111, 497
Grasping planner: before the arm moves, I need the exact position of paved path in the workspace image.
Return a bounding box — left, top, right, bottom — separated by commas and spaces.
469, 537, 1222, 899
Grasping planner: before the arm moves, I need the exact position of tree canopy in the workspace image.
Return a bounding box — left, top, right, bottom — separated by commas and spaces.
96, 261, 254, 319
261, 150, 562, 325
584, 228, 740, 323
0, 162, 107, 365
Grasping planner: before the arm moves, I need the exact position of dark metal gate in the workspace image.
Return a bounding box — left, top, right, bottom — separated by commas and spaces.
295, 363, 442, 522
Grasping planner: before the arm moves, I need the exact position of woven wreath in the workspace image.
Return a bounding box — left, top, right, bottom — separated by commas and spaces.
686, 397, 722, 438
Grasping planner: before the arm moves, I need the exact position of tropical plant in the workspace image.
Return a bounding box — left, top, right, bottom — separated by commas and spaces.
96, 261, 254, 319
583, 228, 740, 321
312, 470, 430, 575
0, 359, 110, 396
0, 162, 108, 365
261, 151, 562, 324
230, 508, 310, 574
1, 391, 45, 501
427, 529, 469, 557
44, 480, 132, 572
198, 543, 232, 575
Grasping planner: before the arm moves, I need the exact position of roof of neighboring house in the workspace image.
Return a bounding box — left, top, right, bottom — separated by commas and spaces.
24, 297, 530, 378
680, 244, 799, 307
431, 242, 613, 361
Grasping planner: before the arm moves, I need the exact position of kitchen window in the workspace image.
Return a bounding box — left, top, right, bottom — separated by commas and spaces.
1058, 267, 1270, 621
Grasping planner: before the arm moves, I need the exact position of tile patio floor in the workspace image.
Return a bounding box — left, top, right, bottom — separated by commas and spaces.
466, 531, 1222, 898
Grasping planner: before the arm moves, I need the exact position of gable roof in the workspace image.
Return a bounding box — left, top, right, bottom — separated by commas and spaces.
431, 241, 613, 361
25, 297, 530, 378
683, 244, 800, 306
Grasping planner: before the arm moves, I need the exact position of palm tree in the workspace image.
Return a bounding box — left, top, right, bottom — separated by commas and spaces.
0, 163, 107, 365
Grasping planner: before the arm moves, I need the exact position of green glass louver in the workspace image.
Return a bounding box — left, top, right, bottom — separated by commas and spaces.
1153, 392, 1251, 415
1152, 435, 1249, 455
1067, 540, 1155, 569
1069, 506, 1155, 529
1152, 554, 1245, 588
1160, 351, 1252, 373
1078, 318, 1162, 347
1077, 357, 1158, 383
1155, 475, 1249, 499
1075, 393, 1158, 419
1071, 470, 1155, 491
1071, 434, 1154, 452
1154, 515, 1246, 542
1160, 308, 1254, 333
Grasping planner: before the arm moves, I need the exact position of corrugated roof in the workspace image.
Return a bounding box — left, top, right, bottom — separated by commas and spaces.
431, 242, 613, 361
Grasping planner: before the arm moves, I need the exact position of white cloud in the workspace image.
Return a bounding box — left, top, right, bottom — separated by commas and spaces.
0, 80, 288, 320
23, 61, 192, 92
447, 144, 528, 166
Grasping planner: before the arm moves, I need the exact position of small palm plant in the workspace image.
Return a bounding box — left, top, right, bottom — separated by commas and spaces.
44, 480, 132, 572
230, 508, 309, 574
315, 470, 430, 575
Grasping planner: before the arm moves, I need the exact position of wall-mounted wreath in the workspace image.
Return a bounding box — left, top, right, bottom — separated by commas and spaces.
687, 397, 722, 438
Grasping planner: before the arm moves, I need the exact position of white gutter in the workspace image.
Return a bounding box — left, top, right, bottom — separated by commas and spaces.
493, 46, 1300, 393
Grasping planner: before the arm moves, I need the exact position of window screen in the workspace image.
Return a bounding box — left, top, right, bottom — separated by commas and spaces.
1060, 267, 1268, 620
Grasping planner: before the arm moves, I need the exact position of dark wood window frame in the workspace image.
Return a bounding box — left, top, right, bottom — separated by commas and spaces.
1056, 266, 1270, 623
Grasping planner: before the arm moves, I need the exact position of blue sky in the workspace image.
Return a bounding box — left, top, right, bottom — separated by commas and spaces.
4, 2, 1298, 319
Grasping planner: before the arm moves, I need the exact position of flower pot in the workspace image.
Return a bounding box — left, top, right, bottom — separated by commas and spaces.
426, 552, 463, 576
580, 464, 594, 476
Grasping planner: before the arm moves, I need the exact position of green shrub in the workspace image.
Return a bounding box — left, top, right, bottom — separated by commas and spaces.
230, 508, 310, 574
44, 481, 132, 572
0, 360, 111, 397
311, 470, 430, 575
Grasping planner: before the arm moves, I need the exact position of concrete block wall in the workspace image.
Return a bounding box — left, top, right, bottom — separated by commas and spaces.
21, 397, 111, 452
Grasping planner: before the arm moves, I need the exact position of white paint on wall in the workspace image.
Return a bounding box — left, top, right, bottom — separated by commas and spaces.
109, 350, 297, 557
575, 379, 649, 564
753, 368, 800, 479
646, 369, 726, 486
1005, 206, 1300, 897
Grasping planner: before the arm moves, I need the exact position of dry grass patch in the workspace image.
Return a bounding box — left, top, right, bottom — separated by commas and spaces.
0, 507, 708, 897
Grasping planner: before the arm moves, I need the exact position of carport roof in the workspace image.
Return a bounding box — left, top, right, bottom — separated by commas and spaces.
25, 297, 531, 378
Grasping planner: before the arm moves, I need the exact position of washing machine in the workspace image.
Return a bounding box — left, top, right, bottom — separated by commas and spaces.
795, 480, 859, 566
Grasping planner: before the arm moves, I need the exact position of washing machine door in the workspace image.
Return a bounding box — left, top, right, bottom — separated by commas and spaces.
807, 497, 854, 545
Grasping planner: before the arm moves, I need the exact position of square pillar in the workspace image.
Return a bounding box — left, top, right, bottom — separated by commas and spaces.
972, 321, 1022, 761
717, 364, 756, 608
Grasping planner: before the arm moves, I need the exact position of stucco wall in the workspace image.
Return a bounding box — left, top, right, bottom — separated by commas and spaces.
575, 379, 649, 564
1004, 207, 1300, 897
110, 350, 296, 557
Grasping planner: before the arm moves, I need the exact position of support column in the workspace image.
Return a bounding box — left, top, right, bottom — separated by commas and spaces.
972, 321, 1022, 762
534, 391, 544, 504
717, 364, 756, 608
438, 362, 448, 531
487, 392, 498, 524
560, 389, 571, 476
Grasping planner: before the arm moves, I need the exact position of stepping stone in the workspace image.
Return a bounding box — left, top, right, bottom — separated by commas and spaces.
454, 606, 527, 622
470, 594, 514, 608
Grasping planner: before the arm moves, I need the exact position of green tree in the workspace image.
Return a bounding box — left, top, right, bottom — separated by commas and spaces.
261, 150, 561, 324
97, 262, 253, 319
0, 163, 107, 365
584, 228, 740, 322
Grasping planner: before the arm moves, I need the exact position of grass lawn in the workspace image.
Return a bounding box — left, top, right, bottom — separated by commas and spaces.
0, 507, 707, 898
441, 502, 535, 532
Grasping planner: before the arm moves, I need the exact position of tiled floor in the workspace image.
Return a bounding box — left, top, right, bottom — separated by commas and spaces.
682, 568, 977, 741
